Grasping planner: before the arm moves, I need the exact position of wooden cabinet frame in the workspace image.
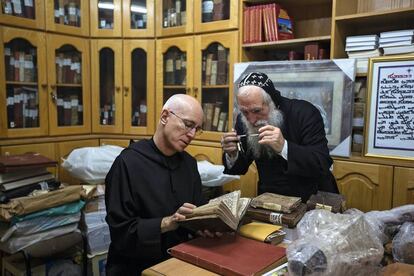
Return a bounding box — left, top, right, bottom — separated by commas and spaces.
46, 34, 91, 135
123, 0, 155, 37
0, 27, 48, 138
90, 0, 123, 37
0, 1, 45, 30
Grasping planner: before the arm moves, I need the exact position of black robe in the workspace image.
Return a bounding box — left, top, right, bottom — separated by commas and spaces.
223, 96, 338, 202
105, 139, 205, 275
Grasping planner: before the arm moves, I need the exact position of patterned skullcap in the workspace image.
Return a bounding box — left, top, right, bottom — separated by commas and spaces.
238, 72, 281, 106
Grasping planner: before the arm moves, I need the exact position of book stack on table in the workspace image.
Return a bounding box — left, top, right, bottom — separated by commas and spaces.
245, 193, 307, 229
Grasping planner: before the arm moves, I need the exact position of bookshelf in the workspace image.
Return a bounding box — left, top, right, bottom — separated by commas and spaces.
0, 0, 45, 30
90, 0, 123, 37
241, 0, 332, 61
239, 0, 414, 211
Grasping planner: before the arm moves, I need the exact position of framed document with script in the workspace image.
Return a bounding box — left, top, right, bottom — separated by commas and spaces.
365, 55, 414, 160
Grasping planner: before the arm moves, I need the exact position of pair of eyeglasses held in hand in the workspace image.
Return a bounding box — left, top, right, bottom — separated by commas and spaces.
170, 111, 203, 136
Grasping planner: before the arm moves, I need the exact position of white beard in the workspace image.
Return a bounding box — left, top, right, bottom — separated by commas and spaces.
240, 105, 284, 160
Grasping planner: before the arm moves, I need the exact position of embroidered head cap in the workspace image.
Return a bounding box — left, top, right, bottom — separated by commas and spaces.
238, 72, 281, 106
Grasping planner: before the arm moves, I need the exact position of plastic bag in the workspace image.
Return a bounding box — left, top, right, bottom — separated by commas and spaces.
392, 222, 414, 264
197, 160, 239, 187
287, 209, 383, 276
364, 204, 414, 244
61, 145, 123, 184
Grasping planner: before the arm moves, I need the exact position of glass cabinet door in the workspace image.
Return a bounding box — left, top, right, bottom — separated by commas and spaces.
156, 0, 193, 37
90, 0, 122, 37
0, 0, 45, 30
91, 40, 123, 133
47, 34, 90, 135
123, 40, 155, 135
156, 37, 194, 118
0, 27, 48, 138
123, 0, 154, 37
194, 31, 238, 141
194, 0, 238, 33
46, 0, 90, 36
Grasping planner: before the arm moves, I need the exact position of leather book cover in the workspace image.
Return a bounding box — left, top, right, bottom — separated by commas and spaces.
169, 233, 286, 276
304, 43, 320, 60
238, 222, 285, 245
306, 191, 346, 213
0, 153, 57, 173
250, 192, 301, 213
246, 203, 307, 228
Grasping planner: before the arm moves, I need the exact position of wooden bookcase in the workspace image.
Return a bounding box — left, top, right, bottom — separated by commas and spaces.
239, 0, 414, 210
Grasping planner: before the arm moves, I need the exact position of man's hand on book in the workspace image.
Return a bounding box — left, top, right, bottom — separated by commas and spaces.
196, 230, 224, 238
161, 203, 197, 233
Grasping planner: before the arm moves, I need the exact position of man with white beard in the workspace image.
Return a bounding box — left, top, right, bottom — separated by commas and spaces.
221, 72, 338, 201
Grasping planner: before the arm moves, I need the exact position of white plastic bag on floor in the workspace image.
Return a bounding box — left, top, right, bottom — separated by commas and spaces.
62, 145, 123, 184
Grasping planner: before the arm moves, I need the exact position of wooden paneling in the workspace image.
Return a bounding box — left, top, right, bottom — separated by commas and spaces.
393, 167, 414, 207
334, 160, 393, 211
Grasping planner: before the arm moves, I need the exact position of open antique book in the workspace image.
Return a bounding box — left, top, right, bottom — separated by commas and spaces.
179, 190, 251, 233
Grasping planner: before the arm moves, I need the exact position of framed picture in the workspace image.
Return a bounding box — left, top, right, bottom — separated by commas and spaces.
234, 60, 355, 157
365, 55, 414, 160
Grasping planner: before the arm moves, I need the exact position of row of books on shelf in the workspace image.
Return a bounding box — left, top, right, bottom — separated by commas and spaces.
243, 3, 293, 44
56, 53, 82, 84
54, 0, 81, 27
202, 46, 228, 86
6, 86, 39, 129
56, 95, 83, 126
5, 49, 37, 83
202, 102, 228, 132
3, 0, 35, 19
164, 53, 187, 85
357, 0, 414, 13
100, 104, 115, 126
346, 29, 414, 73
346, 29, 414, 56
131, 100, 148, 127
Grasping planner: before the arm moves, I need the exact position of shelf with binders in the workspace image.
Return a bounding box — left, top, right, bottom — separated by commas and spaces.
241, 0, 332, 61
195, 31, 238, 141
0, 28, 48, 138
47, 34, 90, 136
0, 0, 45, 30
45, 0, 90, 37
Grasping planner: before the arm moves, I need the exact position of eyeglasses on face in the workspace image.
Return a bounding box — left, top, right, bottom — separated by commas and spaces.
169, 111, 203, 136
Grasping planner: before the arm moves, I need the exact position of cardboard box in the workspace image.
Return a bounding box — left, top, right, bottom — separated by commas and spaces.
88, 252, 107, 276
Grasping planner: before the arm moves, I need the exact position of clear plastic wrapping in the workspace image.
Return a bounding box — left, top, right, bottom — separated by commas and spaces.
392, 222, 414, 264
287, 210, 383, 276
364, 204, 414, 244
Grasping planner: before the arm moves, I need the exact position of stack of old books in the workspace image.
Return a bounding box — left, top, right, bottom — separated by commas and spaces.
379, 29, 414, 55
245, 192, 307, 229
0, 153, 84, 256
0, 153, 59, 203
